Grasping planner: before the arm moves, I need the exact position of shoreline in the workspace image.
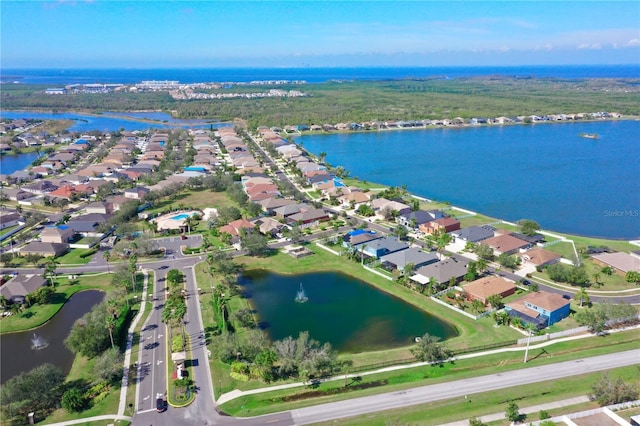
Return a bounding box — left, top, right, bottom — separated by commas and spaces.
294, 149, 640, 244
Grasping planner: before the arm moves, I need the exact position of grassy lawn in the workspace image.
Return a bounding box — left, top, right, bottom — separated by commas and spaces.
218, 331, 639, 417
544, 240, 578, 259
56, 247, 97, 265
145, 189, 234, 216
312, 366, 638, 426
0, 273, 112, 334
532, 264, 638, 293
0, 225, 18, 238
455, 213, 499, 228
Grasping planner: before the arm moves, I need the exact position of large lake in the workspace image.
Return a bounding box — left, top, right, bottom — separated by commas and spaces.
0, 110, 224, 133
239, 270, 458, 353
300, 120, 640, 239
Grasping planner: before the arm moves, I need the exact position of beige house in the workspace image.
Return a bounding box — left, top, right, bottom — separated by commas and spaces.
40, 225, 75, 244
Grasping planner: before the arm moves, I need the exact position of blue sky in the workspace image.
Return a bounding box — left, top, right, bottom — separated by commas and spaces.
2, 1, 639, 68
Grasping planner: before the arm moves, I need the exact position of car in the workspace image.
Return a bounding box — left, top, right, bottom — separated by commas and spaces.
156, 398, 166, 412
181, 235, 187, 240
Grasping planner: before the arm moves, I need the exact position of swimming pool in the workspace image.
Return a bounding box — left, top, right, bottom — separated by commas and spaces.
172, 213, 190, 220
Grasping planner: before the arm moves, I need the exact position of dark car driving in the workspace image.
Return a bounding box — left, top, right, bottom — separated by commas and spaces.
156, 398, 166, 412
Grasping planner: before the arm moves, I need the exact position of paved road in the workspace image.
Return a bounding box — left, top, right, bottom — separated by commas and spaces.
289, 349, 640, 425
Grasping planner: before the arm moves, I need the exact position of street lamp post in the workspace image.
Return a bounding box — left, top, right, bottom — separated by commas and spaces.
523, 327, 533, 363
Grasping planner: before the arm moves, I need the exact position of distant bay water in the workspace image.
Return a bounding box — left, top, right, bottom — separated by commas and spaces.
2, 65, 639, 85
300, 120, 640, 240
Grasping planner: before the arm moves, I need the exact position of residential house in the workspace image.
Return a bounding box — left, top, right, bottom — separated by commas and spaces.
419, 217, 461, 235
22, 180, 58, 195
0, 212, 22, 229
0, 274, 48, 304
411, 257, 469, 288
258, 197, 297, 214
361, 236, 409, 259
40, 225, 75, 244
67, 213, 112, 237
124, 186, 151, 200
591, 252, 640, 275
218, 219, 255, 237
0, 188, 34, 202
483, 233, 532, 256
19, 241, 68, 257
273, 203, 309, 219
342, 229, 383, 250
286, 208, 330, 229
380, 247, 438, 271
251, 217, 284, 236
450, 226, 495, 243
518, 248, 562, 268
371, 198, 411, 218
84, 201, 113, 215
463, 276, 516, 305
505, 291, 571, 328
397, 210, 445, 229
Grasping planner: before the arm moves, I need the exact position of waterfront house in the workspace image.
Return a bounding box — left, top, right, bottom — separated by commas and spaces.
342, 229, 383, 250
591, 252, 640, 275
505, 291, 571, 328
361, 236, 409, 259
482, 233, 532, 256
411, 256, 469, 287
419, 217, 461, 235
518, 248, 562, 268
371, 198, 411, 218
449, 226, 495, 243
0, 274, 48, 304
397, 210, 445, 229
380, 247, 438, 271
463, 276, 516, 305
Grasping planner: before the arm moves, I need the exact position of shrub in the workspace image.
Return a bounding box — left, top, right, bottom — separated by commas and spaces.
62, 388, 88, 413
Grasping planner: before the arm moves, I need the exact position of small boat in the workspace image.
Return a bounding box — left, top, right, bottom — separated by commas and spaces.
579, 133, 599, 139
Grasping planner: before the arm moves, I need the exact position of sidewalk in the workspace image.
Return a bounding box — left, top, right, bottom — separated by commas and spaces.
438, 396, 590, 426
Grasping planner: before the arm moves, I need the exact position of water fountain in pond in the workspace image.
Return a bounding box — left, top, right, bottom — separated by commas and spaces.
294, 283, 308, 303
31, 333, 48, 350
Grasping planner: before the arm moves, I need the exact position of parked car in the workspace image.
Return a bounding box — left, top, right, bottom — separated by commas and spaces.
181, 235, 187, 240
156, 398, 166, 412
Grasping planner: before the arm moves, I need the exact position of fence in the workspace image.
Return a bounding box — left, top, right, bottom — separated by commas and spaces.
517, 326, 589, 345
363, 264, 393, 281
452, 340, 518, 356
314, 242, 340, 256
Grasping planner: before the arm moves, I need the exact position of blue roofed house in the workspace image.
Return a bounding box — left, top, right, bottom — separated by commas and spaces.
505, 291, 571, 329
361, 236, 409, 259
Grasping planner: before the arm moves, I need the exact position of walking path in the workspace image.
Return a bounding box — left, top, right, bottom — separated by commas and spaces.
40, 414, 132, 426
438, 396, 591, 426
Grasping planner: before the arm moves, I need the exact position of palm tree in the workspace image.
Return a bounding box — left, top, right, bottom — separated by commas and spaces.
44, 257, 59, 286
106, 300, 118, 349
577, 287, 590, 307
476, 258, 489, 276
318, 152, 327, 164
